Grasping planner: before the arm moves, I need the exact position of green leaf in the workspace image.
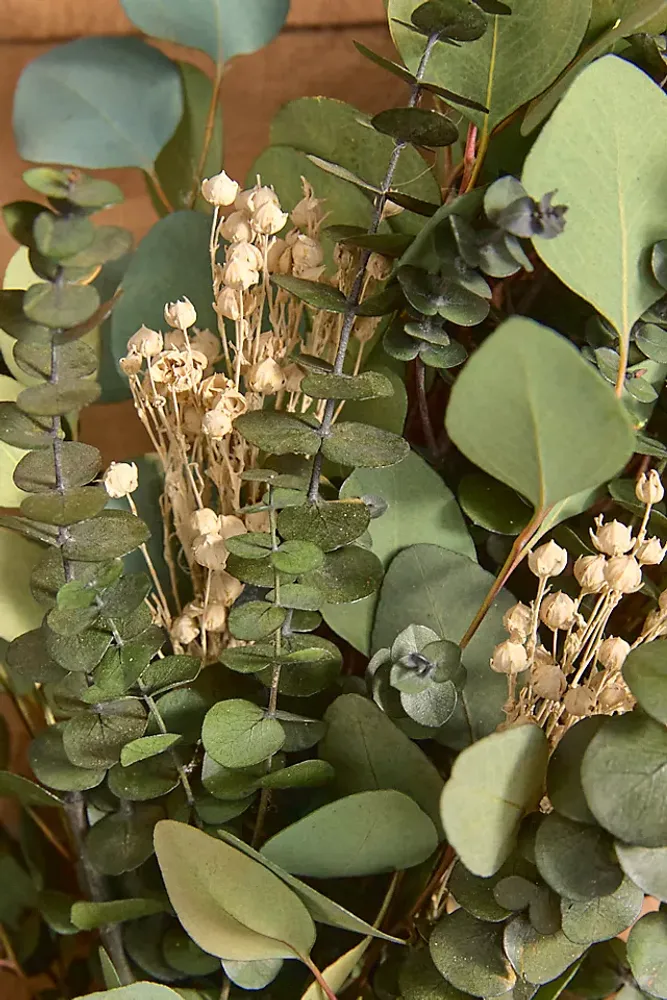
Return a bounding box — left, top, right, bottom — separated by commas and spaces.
33, 212, 94, 261
324, 452, 475, 654
616, 842, 667, 902
301, 370, 394, 401
450, 859, 531, 922
228, 600, 286, 640
272, 275, 347, 313
29, 723, 106, 792
202, 698, 285, 768
301, 937, 373, 1000
120, 0, 289, 62
235, 410, 320, 456
14, 38, 183, 170
319, 693, 445, 832
400, 947, 472, 1000
164, 926, 221, 976
139, 654, 200, 695
560, 876, 644, 945
3, 201, 43, 250
23, 282, 100, 329
411, 0, 489, 39
321, 421, 409, 468
440, 725, 548, 877
503, 916, 586, 986
225, 532, 273, 560
258, 760, 335, 790
0, 771, 62, 807
7, 627, 64, 683
218, 829, 402, 942
627, 911, 667, 999
278, 500, 370, 551
535, 813, 622, 901
581, 712, 667, 847
73, 986, 183, 1000
300, 545, 383, 603
371, 107, 459, 147
623, 643, 667, 725
85, 804, 163, 875
87, 626, 164, 700
635, 322, 667, 364
458, 472, 532, 536
272, 540, 324, 575
107, 755, 179, 801
547, 717, 604, 826
14, 336, 97, 382
63, 509, 150, 561
445, 317, 634, 508
254, 635, 343, 697
270, 97, 441, 235
223, 958, 283, 991
262, 789, 438, 877
402, 681, 457, 727
523, 0, 667, 134
120, 734, 182, 767
429, 909, 516, 996
17, 379, 100, 417
523, 57, 667, 342
0, 402, 52, 451
148, 61, 223, 214
71, 897, 166, 930
155, 819, 316, 961
63, 702, 147, 769
111, 211, 216, 366
268, 583, 323, 611
390, 0, 590, 134
373, 545, 515, 747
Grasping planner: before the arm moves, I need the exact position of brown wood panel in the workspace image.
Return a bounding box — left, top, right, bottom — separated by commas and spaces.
0, 0, 386, 41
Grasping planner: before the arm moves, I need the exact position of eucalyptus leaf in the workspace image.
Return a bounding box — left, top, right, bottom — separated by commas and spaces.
155, 819, 316, 961
63, 510, 150, 561
547, 717, 604, 826
71, 897, 166, 930
235, 410, 320, 456
202, 698, 285, 768
627, 911, 667, 999
301, 370, 394, 401
272, 275, 347, 312
560, 876, 643, 945
535, 813, 623, 902
322, 422, 409, 468
430, 908, 516, 997
121, 734, 182, 767
262, 790, 438, 877
107, 755, 180, 801
504, 916, 586, 986
63, 701, 147, 769
300, 545, 383, 603
223, 958, 284, 991
0, 771, 62, 808
17, 379, 100, 417
228, 601, 286, 641
23, 282, 100, 330
278, 500, 370, 551
14, 441, 100, 493
73, 986, 182, 1000
164, 926, 222, 976
29, 723, 106, 792
623, 643, 667, 725
445, 317, 634, 508
458, 473, 532, 536
371, 107, 459, 147
523, 56, 667, 342
440, 725, 548, 877
14, 38, 183, 170
139, 655, 201, 696
400, 947, 472, 1000
84, 804, 163, 875
581, 711, 667, 847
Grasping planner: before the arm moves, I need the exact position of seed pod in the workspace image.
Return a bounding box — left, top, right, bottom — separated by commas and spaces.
540, 592, 576, 630
227, 240, 264, 271
636, 469, 664, 505
636, 536, 667, 566
192, 532, 228, 570
528, 540, 567, 578
209, 569, 244, 606
531, 662, 567, 701
128, 324, 163, 358
604, 555, 643, 594
598, 681, 634, 712
563, 686, 595, 717
219, 515, 246, 540
220, 258, 259, 291
190, 508, 220, 536
171, 614, 199, 645
202, 408, 234, 440
590, 516, 633, 556
120, 354, 143, 376
253, 201, 289, 236
164, 297, 197, 330
103, 462, 138, 499
220, 211, 254, 243
201, 170, 239, 207
291, 235, 324, 276
574, 554, 607, 593
503, 602, 532, 640
202, 602, 228, 632
490, 638, 528, 674
367, 252, 392, 281
597, 636, 630, 671
246, 357, 285, 394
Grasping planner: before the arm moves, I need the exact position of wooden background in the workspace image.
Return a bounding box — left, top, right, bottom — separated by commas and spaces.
0, 0, 406, 462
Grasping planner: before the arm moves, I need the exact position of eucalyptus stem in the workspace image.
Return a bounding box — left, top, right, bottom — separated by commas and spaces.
306, 30, 441, 503
415, 356, 438, 457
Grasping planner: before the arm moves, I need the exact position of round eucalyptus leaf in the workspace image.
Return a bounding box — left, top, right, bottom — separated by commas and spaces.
627, 911, 667, 999
372, 108, 459, 147
63, 509, 150, 561
401, 680, 457, 727
300, 545, 383, 603
652, 240, 667, 290
149, 688, 209, 743
485, 178, 529, 225
384, 321, 421, 360
202, 698, 285, 769
63, 701, 147, 769
47, 628, 111, 674
23, 282, 100, 329
7, 627, 65, 683
623, 643, 667, 725
37, 890, 78, 936
448, 861, 515, 922
223, 957, 284, 990
429, 908, 516, 997
13, 441, 101, 493
163, 925, 221, 976
493, 876, 539, 913
195, 793, 252, 825
411, 0, 489, 40
581, 712, 667, 847
458, 472, 532, 536
65, 226, 133, 268
2, 200, 42, 248
0, 403, 52, 450
225, 554, 276, 588
235, 410, 320, 456
262, 790, 438, 878
220, 645, 275, 675
272, 274, 347, 312
277, 500, 370, 551
121, 734, 182, 767
420, 341, 468, 369
535, 813, 623, 902
201, 754, 260, 801
615, 842, 667, 902
228, 601, 286, 641
14, 38, 183, 170
107, 755, 180, 801
257, 760, 335, 790
547, 717, 604, 826
225, 532, 273, 560
321, 421, 410, 469
266, 583, 322, 612
124, 914, 187, 983
17, 379, 100, 417
15, 336, 97, 381
271, 540, 324, 575
255, 635, 342, 697
560, 876, 644, 945
84, 804, 163, 875
33, 212, 95, 261
301, 370, 394, 401
399, 946, 471, 1000
503, 915, 586, 985
29, 723, 106, 792
0, 771, 62, 808
139, 654, 201, 696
